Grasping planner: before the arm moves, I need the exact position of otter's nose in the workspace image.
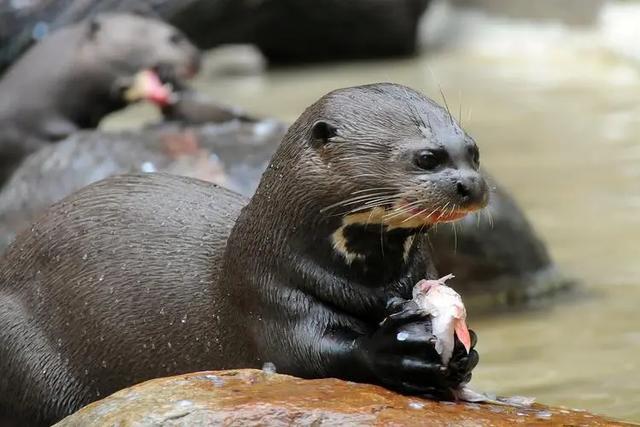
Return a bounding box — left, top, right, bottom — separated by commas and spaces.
456, 174, 489, 208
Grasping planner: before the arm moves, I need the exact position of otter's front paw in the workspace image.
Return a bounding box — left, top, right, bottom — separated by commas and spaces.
353, 310, 450, 395
446, 329, 479, 388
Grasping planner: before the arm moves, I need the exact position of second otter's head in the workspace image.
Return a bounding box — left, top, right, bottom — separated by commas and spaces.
77, 13, 201, 112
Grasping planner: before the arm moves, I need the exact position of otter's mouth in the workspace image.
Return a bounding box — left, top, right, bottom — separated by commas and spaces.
399, 204, 470, 223
383, 199, 481, 229
123, 69, 177, 107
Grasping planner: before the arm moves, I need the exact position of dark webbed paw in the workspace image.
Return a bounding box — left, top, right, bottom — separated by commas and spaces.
354, 299, 446, 395
354, 297, 479, 397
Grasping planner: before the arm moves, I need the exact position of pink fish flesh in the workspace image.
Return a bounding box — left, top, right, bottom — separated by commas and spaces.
412, 274, 534, 407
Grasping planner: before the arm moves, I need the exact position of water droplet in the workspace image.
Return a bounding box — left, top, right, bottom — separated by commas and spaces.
262, 362, 277, 374
204, 374, 225, 386
141, 162, 156, 173
98, 274, 104, 282
167, 342, 172, 349
408, 401, 424, 410
181, 314, 188, 324
396, 331, 409, 341
536, 410, 553, 419
101, 360, 107, 368
82, 254, 88, 260
175, 400, 193, 407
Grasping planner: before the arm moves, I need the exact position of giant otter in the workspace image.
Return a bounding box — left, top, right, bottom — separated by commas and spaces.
0, 12, 200, 185
0, 83, 486, 426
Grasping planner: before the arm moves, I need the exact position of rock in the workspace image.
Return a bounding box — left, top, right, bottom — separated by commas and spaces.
55, 369, 632, 426
200, 44, 266, 77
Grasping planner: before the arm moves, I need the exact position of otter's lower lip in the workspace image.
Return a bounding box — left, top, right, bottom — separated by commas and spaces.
399, 204, 472, 224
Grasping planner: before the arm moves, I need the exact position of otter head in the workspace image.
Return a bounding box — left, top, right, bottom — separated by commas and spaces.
262, 83, 488, 268
80, 13, 201, 109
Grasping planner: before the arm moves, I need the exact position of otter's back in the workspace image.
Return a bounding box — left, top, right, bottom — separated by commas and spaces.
0, 173, 248, 415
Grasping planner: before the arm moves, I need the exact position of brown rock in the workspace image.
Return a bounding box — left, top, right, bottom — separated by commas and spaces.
55, 369, 631, 426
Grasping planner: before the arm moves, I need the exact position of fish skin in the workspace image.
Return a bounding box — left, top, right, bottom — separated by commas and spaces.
412, 274, 469, 365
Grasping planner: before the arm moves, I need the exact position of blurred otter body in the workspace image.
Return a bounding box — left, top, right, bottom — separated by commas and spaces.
0, 12, 200, 185
0, 84, 485, 425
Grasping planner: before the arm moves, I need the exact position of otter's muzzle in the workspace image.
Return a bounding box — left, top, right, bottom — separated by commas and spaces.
456, 173, 489, 210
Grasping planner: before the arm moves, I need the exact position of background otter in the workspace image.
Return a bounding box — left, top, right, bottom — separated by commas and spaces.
0, 12, 200, 185
0, 83, 483, 425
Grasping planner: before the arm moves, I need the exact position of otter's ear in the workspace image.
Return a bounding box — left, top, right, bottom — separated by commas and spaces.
310, 120, 339, 147
87, 18, 101, 39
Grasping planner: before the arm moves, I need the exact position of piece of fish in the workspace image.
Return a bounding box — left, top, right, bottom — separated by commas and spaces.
412, 274, 535, 407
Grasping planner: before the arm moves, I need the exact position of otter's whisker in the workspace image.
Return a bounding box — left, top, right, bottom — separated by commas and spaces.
484, 207, 494, 229
351, 187, 397, 195
436, 202, 451, 220
439, 85, 454, 126
339, 196, 401, 216
382, 199, 427, 221
401, 207, 429, 224
320, 192, 396, 212
452, 221, 458, 254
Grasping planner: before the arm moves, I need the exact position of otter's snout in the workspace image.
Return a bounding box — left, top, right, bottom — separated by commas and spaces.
456, 173, 489, 209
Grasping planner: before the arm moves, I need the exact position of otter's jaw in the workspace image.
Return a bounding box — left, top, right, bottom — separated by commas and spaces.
328, 199, 485, 266
389, 199, 486, 227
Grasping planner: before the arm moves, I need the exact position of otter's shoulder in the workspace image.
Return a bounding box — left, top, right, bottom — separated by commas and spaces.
1, 173, 247, 267
60, 173, 247, 227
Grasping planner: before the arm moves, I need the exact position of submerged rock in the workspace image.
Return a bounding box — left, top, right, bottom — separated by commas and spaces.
55, 369, 632, 426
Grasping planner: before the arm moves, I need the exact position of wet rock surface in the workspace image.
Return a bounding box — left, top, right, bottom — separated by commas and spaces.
55, 369, 632, 426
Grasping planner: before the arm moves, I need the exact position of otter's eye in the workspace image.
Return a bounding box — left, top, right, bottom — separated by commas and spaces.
169, 33, 184, 44
414, 150, 443, 171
